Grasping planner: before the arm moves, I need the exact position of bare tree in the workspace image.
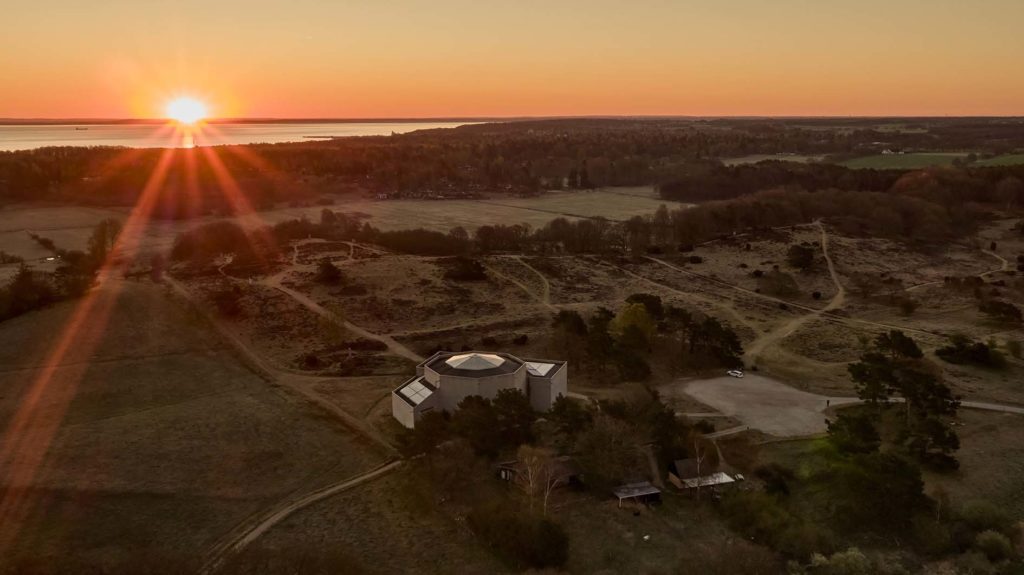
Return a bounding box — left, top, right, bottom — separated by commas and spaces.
688, 431, 718, 501
515, 445, 567, 516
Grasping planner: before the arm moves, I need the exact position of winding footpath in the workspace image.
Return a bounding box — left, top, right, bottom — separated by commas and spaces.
165, 276, 403, 573
199, 460, 402, 575
743, 221, 846, 365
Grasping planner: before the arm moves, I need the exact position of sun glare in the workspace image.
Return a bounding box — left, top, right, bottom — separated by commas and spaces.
165, 97, 208, 124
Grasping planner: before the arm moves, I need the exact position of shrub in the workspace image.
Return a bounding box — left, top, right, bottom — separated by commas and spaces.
759, 269, 800, 297
960, 502, 1018, 538
467, 503, 569, 569
316, 259, 343, 284
211, 286, 244, 317
754, 463, 796, 496
808, 547, 872, 575
625, 292, 665, 319
979, 299, 1022, 323
787, 244, 816, 270
936, 335, 1006, 368
897, 297, 919, 316
911, 515, 953, 556
0, 251, 24, 264
974, 530, 1013, 562
1006, 340, 1022, 358
693, 420, 715, 434
441, 256, 488, 281
172, 221, 274, 265
615, 352, 651, 381
302, 353, 321, 369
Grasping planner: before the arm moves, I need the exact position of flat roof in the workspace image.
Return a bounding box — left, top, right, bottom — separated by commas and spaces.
526, 362, 555, 376
680, 472, 735, 489
524, 358, 566, 378
394, 376, 436, 407
613, 481, 661, 500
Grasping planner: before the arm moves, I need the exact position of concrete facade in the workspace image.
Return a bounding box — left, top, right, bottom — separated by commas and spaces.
393, 351, 567, 428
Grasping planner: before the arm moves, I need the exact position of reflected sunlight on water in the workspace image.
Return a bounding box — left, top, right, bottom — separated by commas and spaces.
0, 121, 472, 151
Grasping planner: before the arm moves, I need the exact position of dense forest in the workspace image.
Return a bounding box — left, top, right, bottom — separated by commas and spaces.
2, 118, 1024, 219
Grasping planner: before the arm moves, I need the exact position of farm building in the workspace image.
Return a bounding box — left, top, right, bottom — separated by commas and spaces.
391, 351, 568, 428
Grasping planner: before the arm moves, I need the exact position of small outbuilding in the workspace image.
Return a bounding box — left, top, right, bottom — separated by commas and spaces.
668, 458, 739, 494
613, 481, 662, 508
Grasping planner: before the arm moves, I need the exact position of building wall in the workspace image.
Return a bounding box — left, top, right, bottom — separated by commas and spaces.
395, 354, 569, 427
392, 393, 416, 429
422, 365, 441, 386
527, 363, 567, 411
548, 364, 568, 404
436, 369, 527, 410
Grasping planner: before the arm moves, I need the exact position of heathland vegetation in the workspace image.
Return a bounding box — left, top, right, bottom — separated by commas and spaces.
5, 118, 1024, 574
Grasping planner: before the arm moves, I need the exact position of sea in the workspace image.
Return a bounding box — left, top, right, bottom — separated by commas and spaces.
0, 121, 473, 152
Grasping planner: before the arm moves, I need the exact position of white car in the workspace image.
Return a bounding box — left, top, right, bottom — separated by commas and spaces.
726, 369, 745, 378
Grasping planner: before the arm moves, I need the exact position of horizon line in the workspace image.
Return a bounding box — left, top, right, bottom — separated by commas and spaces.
2, 115, 1024, 126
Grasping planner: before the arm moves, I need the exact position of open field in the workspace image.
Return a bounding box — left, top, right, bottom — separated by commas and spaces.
974, 153, 1024, 166
0, 187, 672, 263
722, 154, 823, 165
752, 408, 1024, 520
232, 187, 674, 234
0, 280, 388, 571
235, 472, 506, 574
927, 410, 1024, 518
839, 153, 970, 169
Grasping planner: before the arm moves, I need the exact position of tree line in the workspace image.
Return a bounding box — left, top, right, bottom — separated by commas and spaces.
0, 219, 121, 323
4, 118, 1023, 215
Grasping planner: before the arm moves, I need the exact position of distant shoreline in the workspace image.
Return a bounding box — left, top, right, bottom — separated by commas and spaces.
2, 115, 1023, 126
0, 117, 508, 126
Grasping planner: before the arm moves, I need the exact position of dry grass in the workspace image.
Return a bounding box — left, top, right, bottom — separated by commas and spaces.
0, 281, 387, 571
241, 472, 507, 575
926, 410, 1024, 518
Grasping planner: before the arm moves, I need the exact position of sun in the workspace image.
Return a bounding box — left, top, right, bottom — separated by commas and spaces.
165, 97, 209, 124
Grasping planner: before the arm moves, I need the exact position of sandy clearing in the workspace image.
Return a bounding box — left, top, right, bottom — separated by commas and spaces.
666, 373, 1024, 439
665, 374, 849, 437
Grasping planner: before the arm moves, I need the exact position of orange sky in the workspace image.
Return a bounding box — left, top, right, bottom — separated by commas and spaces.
2, 0, 1023, 119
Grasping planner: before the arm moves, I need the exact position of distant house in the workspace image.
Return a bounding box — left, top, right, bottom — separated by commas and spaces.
391, 351, 568, 428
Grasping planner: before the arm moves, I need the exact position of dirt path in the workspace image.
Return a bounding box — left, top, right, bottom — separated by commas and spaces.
513, 256, 551, 306
262, 276, 424, 363
644, 252, 939, 340
907, 248, 1010, 292
200, 460, 402, 575
600, 259, 758, 332
483, 261, 556, 311
980, 249, 1010, 277
743, 222, 846, 365
164, 277, 399, 453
